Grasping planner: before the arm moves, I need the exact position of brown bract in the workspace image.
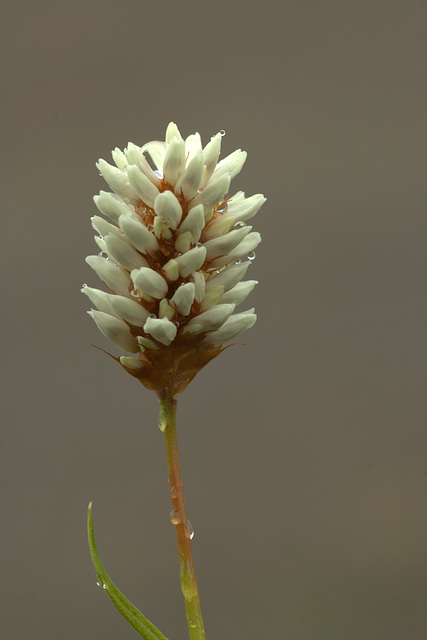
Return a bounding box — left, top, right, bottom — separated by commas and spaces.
118, 334, 223, 395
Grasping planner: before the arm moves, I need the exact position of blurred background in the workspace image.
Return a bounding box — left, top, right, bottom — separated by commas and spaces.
1, 1, 426, 638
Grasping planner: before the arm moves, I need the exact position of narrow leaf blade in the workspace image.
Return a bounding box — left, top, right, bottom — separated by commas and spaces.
87, 503, 170, 640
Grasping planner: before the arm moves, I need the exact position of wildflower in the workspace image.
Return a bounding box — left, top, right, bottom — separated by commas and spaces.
83, 123, 265, 395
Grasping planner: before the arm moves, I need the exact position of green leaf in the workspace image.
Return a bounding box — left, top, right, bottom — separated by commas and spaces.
87, 503, 170, 640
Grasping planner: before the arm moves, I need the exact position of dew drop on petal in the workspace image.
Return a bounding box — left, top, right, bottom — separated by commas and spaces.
233, 221, 246, 229
147, 224, 154, 232
170, 509, 181, 525
217, 203, 228, 213
82, 283, 88, 289
149, 313, 157, 319
220, 130, 226, 136
247, 251, 256, 261
189, 620, 197, 629
143, 150, 163, 178
233, 258, 241, 265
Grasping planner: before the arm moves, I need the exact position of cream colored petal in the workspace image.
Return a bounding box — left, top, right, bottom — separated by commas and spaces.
163, 137, 186, 187
81, 286, 119, 317
203, 226, 251, 260
204, 309, 257, 346
154, 191, 182, 229
206, 261, 251, 292
85, 255, 131, 297
131, 267, 169, 299
202, 133, 222, 185
186, 303, 235, 332
143, 316, 177, 346
118, 214, 159, 254
174, 149, 204, 200
220, 280, 258, 305
189, 173, 231, 212
213, 150, 247, 181
88, 310, 139, 352
165, 122, 183, 144
223, 193, 266, 223
96, 159, 139, 203
176, 245, 207, 278
104, 234, 149, 271
93, 191, 135, 224
126, 165, 159, 208
109, 295, 150, 326
171, 282, 196, 316
177, 204, 205, 243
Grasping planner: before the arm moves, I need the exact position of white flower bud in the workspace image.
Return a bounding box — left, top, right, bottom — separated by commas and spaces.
112, 148, 127, 170
118, 215, 159, 254
93, 191, 135, 224
131, 267, 169, 299
175, 231, 193, 254
109, 295, 149, 326
119, 356, 145, 370
185, 132, 202, 164
143, 316, 177, 346
91, 215, 122, 239
159, 298, 175, 320
88, 310, 139, 352
125, 143, 162, 188
189, 173, 231, 212
220, 280, 258, 305
206, 261, 251, 292
104, 234, 149, 271
163, 137, 186, 187
171, 283, 196, 316
191, 271, 206, 303
186, 303, 235, 332
126, 165, 159, 208
213, 150, 247, 181
85, 255, 131, 297
202, 133, 222, 185
204, 309, 257, 346
174, 149, 204, 200
165, 122, 183, 144
202, 217, 235, 241
176, 245, 207, 278
177, 204, 205, 243
163, 259, 179, 281
211, 232, 261, 268
96, 159, 139, 202
137, 336, 160, 350
203, 226, 251, 260
154, 191, 182, 229
81, 286, 118, 316
224, 194, 266, 223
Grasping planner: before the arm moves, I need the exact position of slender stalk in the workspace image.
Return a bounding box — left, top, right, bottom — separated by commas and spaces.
158, 389, 206, 640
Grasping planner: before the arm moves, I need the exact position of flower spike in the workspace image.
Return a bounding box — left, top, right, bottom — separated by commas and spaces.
84, 123, 265, 395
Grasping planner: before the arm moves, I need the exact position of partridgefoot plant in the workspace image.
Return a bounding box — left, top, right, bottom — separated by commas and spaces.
83, 122, 265, 639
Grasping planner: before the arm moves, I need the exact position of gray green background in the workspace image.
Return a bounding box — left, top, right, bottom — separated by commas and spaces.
1, 1, 426, 638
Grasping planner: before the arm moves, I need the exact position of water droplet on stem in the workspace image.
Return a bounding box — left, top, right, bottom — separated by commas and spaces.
96, 573, 106, 589
170, 509, 181, 525
185, 520, 195, 540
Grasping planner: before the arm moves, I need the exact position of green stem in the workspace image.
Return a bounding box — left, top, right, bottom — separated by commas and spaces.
158, 389, 206, 640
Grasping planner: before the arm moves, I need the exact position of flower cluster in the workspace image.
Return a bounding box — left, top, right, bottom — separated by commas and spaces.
83, 123, 265, 394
